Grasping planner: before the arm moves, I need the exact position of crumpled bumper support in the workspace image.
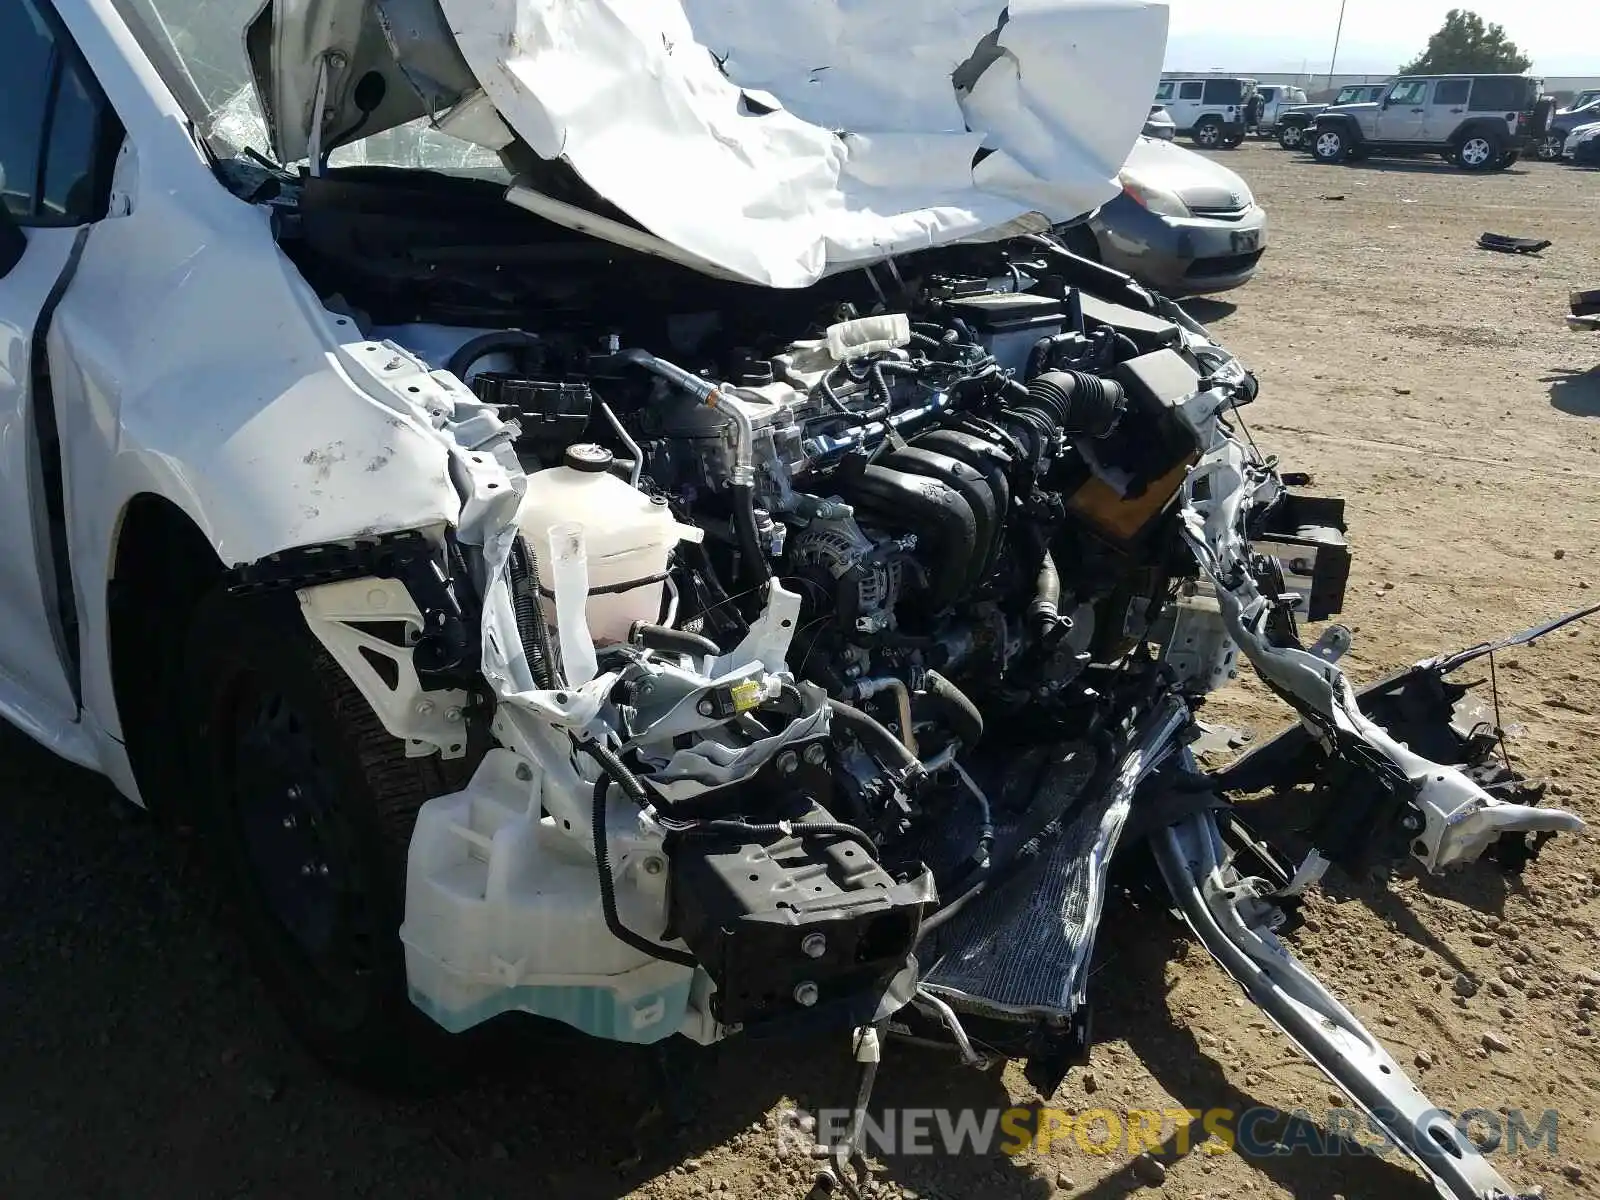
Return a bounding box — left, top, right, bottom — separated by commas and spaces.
1151, 809, 1542, 1200
1212, 602, 1600, 876
1180, 434, 1584, 876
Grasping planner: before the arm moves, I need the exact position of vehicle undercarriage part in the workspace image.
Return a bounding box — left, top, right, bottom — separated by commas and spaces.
271, 188, 1585, 1198
1217, 600, 1600, 875
1152, 808, 1547, 1200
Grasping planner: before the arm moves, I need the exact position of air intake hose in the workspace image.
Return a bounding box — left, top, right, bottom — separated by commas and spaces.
1003, 370, 1126, 464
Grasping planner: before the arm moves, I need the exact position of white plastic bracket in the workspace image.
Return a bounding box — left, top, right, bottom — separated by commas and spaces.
299, 576, 470, 759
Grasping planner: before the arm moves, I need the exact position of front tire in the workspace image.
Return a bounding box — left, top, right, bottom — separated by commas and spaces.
1456, 132, 1501, 171
186, 588, 477, 1089
1279, 122, 1306, 150
1192, 118, 1224, 149
1312, 126, 1349, 163
1537, 134, 1564, 162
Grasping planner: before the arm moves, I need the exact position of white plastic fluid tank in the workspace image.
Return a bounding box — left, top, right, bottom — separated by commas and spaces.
518, 445, 703, 645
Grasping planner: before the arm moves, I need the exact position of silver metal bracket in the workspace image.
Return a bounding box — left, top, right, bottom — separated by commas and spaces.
1152, 811, 1540, 1200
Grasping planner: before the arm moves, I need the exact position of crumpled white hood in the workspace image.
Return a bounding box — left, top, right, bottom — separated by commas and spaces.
440, 0, 1170, 287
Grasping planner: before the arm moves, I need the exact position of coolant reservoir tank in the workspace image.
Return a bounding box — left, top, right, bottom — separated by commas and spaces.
518, 445, 703, 645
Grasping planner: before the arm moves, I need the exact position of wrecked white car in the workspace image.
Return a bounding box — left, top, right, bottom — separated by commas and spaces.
0, 0, 1585, 1197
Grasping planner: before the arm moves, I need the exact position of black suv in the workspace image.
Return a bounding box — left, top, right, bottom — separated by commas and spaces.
1275, 84, 1391, 149
1309, 75, 1548, 170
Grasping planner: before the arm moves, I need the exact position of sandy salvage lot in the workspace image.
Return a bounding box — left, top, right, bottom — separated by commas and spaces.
2, 140, 1598, 1200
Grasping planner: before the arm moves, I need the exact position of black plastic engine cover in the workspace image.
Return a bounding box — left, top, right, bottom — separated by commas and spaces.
1058, 349, 1202, 545
667, 793, 936, 1030
1077, 292, 1185, 354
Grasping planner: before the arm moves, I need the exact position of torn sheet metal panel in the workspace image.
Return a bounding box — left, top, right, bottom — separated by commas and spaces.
441, 0, 1170, 286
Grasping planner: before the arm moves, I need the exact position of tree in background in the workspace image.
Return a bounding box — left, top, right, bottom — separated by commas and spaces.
1400, 9, 1531, 75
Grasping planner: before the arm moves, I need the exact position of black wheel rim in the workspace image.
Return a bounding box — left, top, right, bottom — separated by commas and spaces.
228, 683, 378, 1025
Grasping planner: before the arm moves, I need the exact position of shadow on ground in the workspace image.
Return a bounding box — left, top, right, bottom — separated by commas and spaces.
1547, 367, 1600, 417
1181, 298, 1239, 325
1342, 159, 1530, 177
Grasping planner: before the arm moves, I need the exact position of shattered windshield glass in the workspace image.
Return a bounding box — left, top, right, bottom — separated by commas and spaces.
114, 0, 506, 177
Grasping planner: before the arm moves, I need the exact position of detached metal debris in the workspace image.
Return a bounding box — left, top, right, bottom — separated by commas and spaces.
1479, 232, 1552, 255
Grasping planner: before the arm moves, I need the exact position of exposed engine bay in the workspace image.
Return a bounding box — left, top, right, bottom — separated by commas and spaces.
251, 167, 1584, 1200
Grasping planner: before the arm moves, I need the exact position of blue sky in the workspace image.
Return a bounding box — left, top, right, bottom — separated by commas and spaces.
1163, 0, 1591, 76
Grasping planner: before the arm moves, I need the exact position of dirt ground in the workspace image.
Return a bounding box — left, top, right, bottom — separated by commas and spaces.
3, 140, 1599, 1200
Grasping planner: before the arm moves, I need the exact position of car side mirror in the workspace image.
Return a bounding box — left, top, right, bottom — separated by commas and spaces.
0, 205, 25, 281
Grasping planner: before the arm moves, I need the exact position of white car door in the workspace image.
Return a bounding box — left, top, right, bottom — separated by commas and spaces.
0, 0, 113, 739
1175, 79, 1204, 130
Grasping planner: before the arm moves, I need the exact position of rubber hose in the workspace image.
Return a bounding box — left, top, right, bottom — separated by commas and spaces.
1030, 547, 1061, 642
922, 670, 984, 747
1021, 370, 1126, 438
445, 329, 543, 380
730, 482, 772, 587
629, 622, 721, 659
868, 360, 893, 412
827, 697, 923, 776
509, 535, 560, 690
579, 741, 697, 970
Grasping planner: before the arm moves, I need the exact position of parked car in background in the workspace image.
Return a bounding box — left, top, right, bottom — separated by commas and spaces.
1059, 135, 1268, 294
1311, 74, 1546, 170
1541, 98, 1600, 160
1276, 83, 1391, 149
1566, 120, 1600, 164
1155, 75, 1256, 148
1144, 105, 1177, 140
1253, 84, 1309, 137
